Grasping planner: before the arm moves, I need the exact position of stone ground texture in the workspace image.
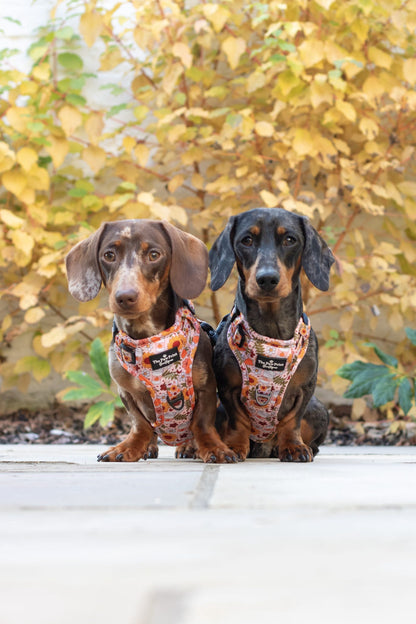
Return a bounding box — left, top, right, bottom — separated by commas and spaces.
1, 444, 415, 624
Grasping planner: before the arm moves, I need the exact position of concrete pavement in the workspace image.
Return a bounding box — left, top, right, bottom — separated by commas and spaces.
0, 444, 415, 624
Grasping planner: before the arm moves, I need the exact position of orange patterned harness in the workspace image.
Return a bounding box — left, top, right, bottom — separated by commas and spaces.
113, 306, 200, 446
227, 310, 311, 442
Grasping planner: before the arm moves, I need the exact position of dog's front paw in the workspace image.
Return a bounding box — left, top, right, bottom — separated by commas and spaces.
175, 441, 197, 459
198, 444, 239, 464
279, 443, 313, 463
97, 433, 151, 462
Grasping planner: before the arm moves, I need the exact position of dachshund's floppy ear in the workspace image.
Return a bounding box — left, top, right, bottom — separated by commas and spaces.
160, 221, 208, 299
209, 216, 237, 291
300, 217, 335, 291
65, 224, 107, 302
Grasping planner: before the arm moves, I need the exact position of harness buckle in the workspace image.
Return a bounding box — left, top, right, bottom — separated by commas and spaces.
119, 341, 137, 366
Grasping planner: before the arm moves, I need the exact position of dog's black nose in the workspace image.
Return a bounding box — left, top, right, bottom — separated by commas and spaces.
256, 269, 279, 292
115, 288, 138, 308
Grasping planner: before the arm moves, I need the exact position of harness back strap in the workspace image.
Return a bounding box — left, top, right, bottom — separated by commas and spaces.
113, 306, 200, 446
227, 311, 311, 442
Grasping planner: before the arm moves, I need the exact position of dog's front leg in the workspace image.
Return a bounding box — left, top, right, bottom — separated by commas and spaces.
217, 387, 252, 461
191, 385, 238, 464
97, 391, 154, 462
276, 391, 314, 462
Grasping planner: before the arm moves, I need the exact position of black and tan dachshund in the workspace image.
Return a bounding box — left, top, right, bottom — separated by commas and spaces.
66, 219, 238, 463
209, 208, 335, 462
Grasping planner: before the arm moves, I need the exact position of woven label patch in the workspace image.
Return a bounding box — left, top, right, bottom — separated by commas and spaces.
255, 355, 287, 372
149, 347, 180, 370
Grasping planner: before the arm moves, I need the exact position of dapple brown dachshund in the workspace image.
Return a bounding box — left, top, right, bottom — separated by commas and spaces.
66, 219, 238, 463
209, 208, 335, 462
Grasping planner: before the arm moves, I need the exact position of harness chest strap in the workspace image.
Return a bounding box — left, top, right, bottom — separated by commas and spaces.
227, 311, 311, 442
113, 306, 200, 446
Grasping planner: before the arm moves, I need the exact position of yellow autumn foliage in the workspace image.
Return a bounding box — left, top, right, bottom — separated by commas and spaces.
1, 0, 416, 401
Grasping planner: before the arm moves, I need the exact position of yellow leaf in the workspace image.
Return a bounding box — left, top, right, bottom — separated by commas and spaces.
134, 144, 149, 167
362, 76, 385, 103
2, 169, 27, 196
0, 141, 16, 173
202, 4, 230, 32
162, 62, 183, 95
100, 47, 123, 71
85, 113, 104, 145
260, 190, 279, 208
46, 135, 69, 168
359, 117, 378, 139
398, 180, 416, 196
299, 40, 325, 68
335, 100, 356, 122
403, 58, 416, 85
277, 70, 300, 96
10, 230, 34, 256
25, 307, 45, 324
172, 42, 192, 69
123, 136, 136, 153
255, 121, 274, 137
168, 174, 184, 193
82, 145, 106, 173
292, 128, 315, 156
41, 326, 67, 348
333, 138, 350, 155
221, 36, 246, 70
79, 11, 103, 47
247, 71, 266, 93
310, 80, 333, 108
192, 173, 204, 189
19, 294, 38, 310
368, 46, 392, 70
137, 192, 154, 206
32, 62, 50, 81
17, 187, 36, 205
16, 147, 38, 172
58, 105, 82, 137
315, 0, 334, 8
27, 165, 50, 191
6, 107, 30, 133
0, 208, 24, 228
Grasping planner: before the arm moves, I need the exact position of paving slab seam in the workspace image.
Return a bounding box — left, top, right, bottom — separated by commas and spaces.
189, 464, 219, 509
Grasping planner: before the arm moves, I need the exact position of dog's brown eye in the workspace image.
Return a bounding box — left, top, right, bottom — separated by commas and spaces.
148, 250, 161, 261
283, 236, 296, 247
241, 235, 253, 246
103, 250, 116, 262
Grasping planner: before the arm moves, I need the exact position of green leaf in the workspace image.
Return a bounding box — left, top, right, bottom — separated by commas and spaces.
90, 338, 111, 387
3, 16, 22, 25
55, 26, 74, 40
115, 396, 124, 408
337, 361, 384, 382
99, 402, 116, 427
405, 327, 416, 346
398, 378, 414, 415
342, 365, 391, 399
277, 40, 296, 53
106, 103, 128, 118
62, 387, 103, 402
84, 401, 110, 429
58, 52, 84, 72
66, 94, 86, 106
66, 370, 103, 393
99, 83, 125, 96
365, 342, 398, 367
270, 53, 287, 63
372, 373, 401, 407
68, 188, 88, 198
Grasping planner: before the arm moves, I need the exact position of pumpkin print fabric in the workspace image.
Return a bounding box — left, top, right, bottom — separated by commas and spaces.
227, 311, 311, 442
113, 306, 200, 446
